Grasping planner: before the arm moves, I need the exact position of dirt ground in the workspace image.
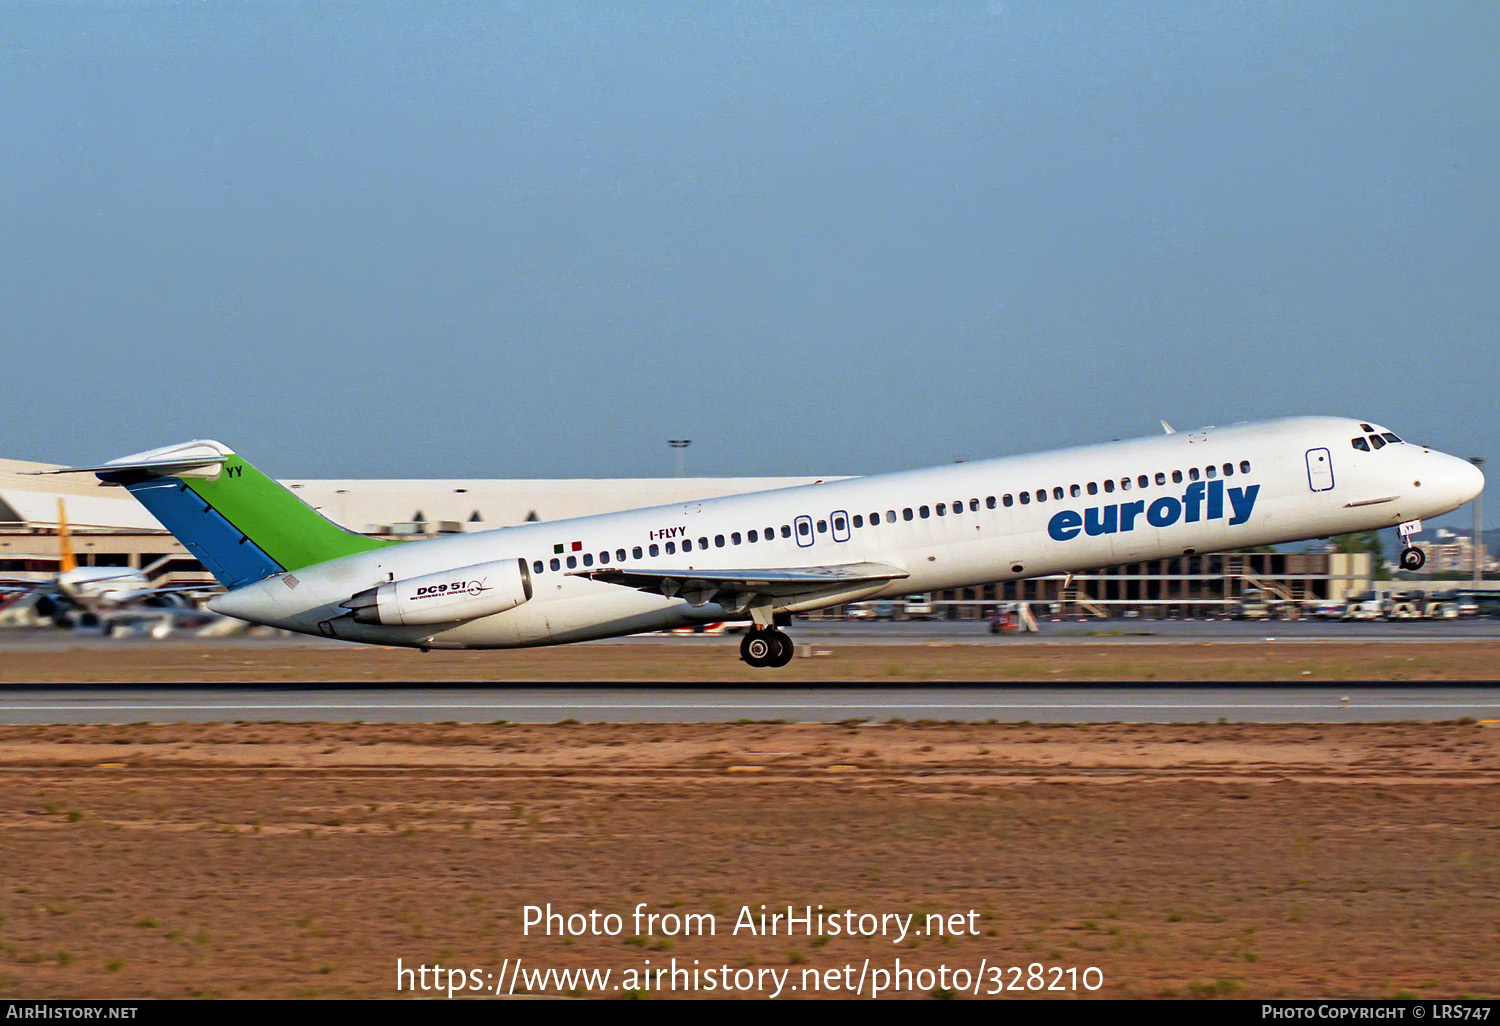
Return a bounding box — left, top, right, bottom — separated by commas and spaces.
3, 637, 1500, 682
0, 721, 1497, 999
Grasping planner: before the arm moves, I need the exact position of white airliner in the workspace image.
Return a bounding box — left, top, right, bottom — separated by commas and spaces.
0, 500, 209, 630
41, 416, 1483, 667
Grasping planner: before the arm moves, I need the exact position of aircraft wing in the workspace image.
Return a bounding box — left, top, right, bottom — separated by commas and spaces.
571, 561, 908, 609
0, 578, 51, 593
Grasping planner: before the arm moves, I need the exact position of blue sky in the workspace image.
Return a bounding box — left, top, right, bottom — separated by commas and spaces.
2, 2, 1495, 529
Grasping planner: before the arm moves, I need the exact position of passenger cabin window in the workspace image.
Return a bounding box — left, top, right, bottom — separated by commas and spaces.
682, 539, 692, 552
781, 525, 792, 538
566, 556, 577, 569
985, 496, 996, 509
1222, 463, 1233, 477
851, 516, 862, 529
583, 553, 594, 567
1087, 482, 1098, 495
1189, 467, 1200, 482
698, 537, 708, 549
1104, 480, 1115, 493
815, 520, 826, 533
533, 560, 544, 574
1240, 460, 1252, 473
1019, 492, 1030, 505
715, 535, 725, 547
1120, 478, 1131, 491
934, 504, 946, 516
1034, 489, 1046, 503
902, 508, 914, 521
1053, 486, 1064, 500
1155, 472, 1166, 485
886, 510, 897, 521
631, 547, 641, 559
870, 512, 881, 525
919, 506, 930, 519
799, 521, 812, 536
1205, 465, 1217, 479
550, 558, 561, 571
1003, 494, 1014, 507
666, 542, 676, 554
1070, 484, 1081, 497
833, 515, 847, 532
1172, 470, 1183, 484
969, 498, 979, 512
1137, 475, 1148, 488
648, 544, 659, 557
599, 551, 609, 564
747, 530, 758, 543
731, 533, 741, 545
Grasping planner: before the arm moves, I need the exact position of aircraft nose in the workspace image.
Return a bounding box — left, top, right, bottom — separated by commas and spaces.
1429, 452, 1485, 507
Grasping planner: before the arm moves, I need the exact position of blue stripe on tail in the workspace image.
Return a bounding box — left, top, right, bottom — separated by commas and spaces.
123, 477, 284, 588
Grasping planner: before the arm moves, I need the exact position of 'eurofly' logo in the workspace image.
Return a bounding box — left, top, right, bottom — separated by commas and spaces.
1047, 480, 1260, 542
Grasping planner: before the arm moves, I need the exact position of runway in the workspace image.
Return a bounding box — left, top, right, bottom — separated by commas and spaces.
4, 682, 1500, 723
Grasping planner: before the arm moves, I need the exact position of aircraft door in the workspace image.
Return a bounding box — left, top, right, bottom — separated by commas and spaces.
1305, 448, 1335, 492
830, 510, 851, 543
793, 515, 814, 548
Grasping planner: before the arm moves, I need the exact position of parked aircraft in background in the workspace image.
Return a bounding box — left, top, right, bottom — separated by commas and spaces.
39, 416, 1484, 665
0, 500, 216, 633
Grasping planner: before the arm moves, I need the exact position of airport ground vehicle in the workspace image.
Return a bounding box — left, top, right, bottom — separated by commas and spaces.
1306, 599, 1347, 619
1342, 592, 1384, 620
902, 594, 933, 620
1236, 587, 1273, 620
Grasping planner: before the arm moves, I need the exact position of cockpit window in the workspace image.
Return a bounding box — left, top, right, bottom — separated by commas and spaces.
1369, 434, 1386, 450
1382, 432, 1401, 443
1351, 437, 1370, 452
1359, 422, 1375, 432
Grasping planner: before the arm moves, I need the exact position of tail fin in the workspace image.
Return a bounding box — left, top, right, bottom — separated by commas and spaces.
56, 499, 77, 573
36, 441, 394, 589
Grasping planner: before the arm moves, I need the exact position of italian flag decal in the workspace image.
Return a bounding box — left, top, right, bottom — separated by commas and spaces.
553, 541, 583, 554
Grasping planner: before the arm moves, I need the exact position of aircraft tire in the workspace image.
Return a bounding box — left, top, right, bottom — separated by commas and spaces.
1400, 546, 1426, 572
740, 631, 774, 667
767, 629, 795, 667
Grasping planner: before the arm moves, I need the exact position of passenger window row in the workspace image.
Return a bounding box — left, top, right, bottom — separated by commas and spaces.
529, 458, 1256, 574
999, 460, 1253, 507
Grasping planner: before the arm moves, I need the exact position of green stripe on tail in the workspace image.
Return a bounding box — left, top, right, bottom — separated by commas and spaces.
181, 456, 397, 571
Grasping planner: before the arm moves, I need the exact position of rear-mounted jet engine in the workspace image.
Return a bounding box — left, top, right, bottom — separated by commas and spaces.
342, 559, 532, 626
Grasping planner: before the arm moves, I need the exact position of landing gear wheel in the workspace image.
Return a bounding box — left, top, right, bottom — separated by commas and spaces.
1400, 546, 1426, 571
767, 629, 795, 667
740, 631, 775, 667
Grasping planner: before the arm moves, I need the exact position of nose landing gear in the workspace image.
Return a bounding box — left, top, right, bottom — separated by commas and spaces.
740, 626, 794, 668
1398, 518, 1426, 571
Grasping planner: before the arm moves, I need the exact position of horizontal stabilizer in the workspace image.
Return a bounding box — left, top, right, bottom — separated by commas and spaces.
26, 440, 233, 483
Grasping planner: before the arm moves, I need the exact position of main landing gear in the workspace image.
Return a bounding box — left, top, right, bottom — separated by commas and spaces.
1398, 518, 1426, 572
740, 626, 794, 668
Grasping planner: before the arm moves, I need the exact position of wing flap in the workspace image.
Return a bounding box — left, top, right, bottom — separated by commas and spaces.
571, 561, 908, 609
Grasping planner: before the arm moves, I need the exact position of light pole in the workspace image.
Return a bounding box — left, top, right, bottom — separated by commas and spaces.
1473, 457, 1486, 584
667, 439, 691, 478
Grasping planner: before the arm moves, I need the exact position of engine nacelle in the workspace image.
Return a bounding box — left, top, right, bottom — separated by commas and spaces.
342, 559, 532, 627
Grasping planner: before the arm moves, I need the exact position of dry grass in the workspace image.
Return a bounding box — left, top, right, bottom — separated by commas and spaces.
0, 721, 1497, 999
